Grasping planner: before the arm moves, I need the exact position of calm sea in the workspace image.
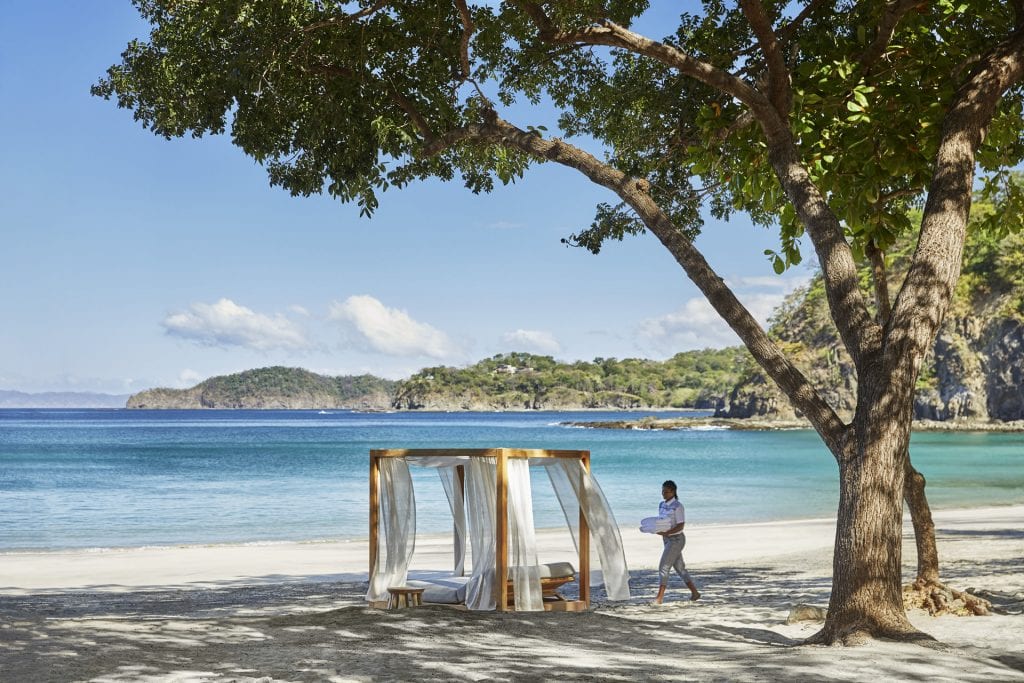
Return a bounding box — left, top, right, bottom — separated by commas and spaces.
1, 409, 1021, 551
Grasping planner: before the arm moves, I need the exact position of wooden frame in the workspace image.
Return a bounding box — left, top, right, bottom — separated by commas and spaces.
368, 448, 592, 612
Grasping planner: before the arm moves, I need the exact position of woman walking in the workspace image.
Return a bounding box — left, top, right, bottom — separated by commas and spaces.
654, 480, 700, 604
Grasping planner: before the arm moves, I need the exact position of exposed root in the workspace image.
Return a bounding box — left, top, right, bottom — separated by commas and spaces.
804, 622, 932, 646
902, 578, 992, 616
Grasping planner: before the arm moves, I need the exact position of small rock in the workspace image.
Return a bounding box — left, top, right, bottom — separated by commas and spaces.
786, 603, 827, 623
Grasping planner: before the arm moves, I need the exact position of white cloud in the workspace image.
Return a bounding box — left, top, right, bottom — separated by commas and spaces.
500, 329, 562, 354
486, 220, 525, 230
328, 295, 456, 359
637, 271, 815, 355
637, 292, 788, 353
176, 369, 204, 388
162, 298, 309, 351
288, 304, 311, 317
725, 273, 814, 291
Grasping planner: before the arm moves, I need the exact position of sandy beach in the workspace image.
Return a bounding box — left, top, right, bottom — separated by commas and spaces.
2, 505, 1022, 681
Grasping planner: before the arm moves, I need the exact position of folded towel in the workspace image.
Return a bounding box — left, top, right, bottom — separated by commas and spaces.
640, 516, 673, 534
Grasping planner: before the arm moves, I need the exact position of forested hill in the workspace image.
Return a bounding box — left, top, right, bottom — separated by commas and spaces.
125, 350, 749, 410
720, 226, 1024, 422
126, 367, 397, 409
392, 350, 747, 411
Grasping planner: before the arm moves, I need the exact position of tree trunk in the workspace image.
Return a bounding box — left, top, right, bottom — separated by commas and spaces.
904, 460, 940, 584
863, 241, 941, 586
809, 392, 924, 644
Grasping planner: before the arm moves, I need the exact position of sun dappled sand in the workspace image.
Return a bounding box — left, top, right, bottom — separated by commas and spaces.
1, 506, 1022, 681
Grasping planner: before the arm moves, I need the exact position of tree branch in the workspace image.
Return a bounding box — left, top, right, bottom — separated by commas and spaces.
866, 241, 892, 324
887, 28, 1024, 378
738, 0, 792, 115
776, 0, 834, 42
454, 0, 474, 79
426, 115, 848, 451
1013, 0, 1024, 29
858, 0, 922, 74
302, 1, 390, 32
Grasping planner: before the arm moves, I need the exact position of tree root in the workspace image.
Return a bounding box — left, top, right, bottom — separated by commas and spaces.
902, 578, 992, 616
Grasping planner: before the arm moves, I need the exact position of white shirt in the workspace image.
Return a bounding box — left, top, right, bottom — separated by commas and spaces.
658, 498, 685, 534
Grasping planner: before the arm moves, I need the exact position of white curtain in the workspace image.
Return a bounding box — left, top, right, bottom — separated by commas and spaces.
437, 466, 467, 576
464, 457, 497, 610
365, 457, 416, 602
545, 459, 631, 601
506, 458, 543, 611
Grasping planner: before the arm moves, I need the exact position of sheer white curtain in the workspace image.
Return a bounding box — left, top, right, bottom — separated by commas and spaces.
506, 458, 543, 611
437, 466, 466, 576
366, 457, 416, 602
464, 457, 497, 610
545, 459, 631, 601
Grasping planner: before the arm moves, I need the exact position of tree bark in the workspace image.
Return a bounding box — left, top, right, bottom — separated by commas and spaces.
807, 378, 922, 644
864, 241, 940, 586
904, 461, 940, 584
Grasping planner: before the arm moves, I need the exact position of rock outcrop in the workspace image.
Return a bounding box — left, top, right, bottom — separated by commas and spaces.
717, 229, 1024, 423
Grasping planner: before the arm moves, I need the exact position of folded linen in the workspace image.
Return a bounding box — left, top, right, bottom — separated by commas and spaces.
640, 515, 673, 534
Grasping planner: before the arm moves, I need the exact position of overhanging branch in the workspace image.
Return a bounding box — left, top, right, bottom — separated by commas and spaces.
426, 115, 848, 451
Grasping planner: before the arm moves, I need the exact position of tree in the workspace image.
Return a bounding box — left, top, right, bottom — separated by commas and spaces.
94, 1, 1024, 643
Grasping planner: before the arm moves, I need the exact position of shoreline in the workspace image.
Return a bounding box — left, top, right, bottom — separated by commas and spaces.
7, 406, 1021, 432
562, 415, 1024, 432
4, 500, 1022, 558
5, 500, 1022, 558
3, 504, 1020, 596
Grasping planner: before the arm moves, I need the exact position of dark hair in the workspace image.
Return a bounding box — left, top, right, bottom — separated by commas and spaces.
662, 480, 678, 499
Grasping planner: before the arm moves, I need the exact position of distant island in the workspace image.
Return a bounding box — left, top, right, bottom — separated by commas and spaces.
126, 367, 397, 410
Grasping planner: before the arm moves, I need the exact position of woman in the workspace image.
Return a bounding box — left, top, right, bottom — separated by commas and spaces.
654, 480, 700, 604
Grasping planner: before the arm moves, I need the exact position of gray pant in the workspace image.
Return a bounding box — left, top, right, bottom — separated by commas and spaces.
659, 533, 693, 586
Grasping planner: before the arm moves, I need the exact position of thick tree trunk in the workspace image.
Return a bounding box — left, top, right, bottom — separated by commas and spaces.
809, 388, 924, 644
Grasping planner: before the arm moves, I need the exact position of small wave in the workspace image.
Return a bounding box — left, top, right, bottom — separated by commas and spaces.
686, 425, 730, 431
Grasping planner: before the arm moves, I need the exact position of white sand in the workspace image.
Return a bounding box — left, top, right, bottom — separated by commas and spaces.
1, 505, 1022, 681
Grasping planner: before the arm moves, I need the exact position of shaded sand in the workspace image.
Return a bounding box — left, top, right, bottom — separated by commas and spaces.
1, 506, 1022, 681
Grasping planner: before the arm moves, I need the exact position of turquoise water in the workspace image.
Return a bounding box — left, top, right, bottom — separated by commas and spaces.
1, 409, 1021, 551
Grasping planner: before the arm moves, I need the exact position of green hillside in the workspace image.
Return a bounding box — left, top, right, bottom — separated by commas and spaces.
393, 349, 748, 411
127, 366, 398, 409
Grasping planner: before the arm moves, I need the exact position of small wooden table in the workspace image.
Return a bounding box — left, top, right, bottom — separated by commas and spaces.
387, 586, 425, 609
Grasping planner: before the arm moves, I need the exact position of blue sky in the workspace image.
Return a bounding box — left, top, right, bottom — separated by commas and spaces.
0, 3, 812, 395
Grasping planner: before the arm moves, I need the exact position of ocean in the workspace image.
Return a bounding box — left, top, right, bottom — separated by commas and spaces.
1, 409, 1021, 551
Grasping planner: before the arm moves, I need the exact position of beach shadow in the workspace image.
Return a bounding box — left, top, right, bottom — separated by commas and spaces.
2, 557, 1021, 681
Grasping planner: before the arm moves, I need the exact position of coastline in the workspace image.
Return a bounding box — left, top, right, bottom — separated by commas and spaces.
562, 415, 1024, 432
3, 504, 1020, 595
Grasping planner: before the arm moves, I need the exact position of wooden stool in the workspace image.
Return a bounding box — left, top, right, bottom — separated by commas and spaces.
387, 586, 425, 609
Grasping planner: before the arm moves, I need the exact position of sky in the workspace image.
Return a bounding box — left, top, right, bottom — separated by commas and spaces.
0, 3, 813, 395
